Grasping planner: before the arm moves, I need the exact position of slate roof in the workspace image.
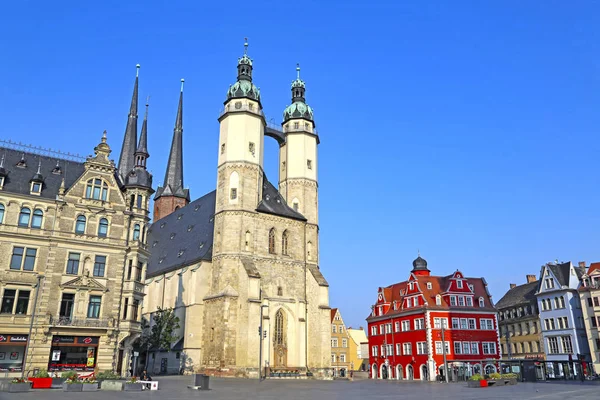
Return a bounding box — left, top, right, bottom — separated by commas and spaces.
547, 262, 572, 287
495, 280, 539, 310
146, 190, 216, 278
257, 177, 306, 221
0, 147, 85, 199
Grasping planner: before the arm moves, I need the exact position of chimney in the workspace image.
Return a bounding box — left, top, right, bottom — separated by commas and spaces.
359, 326, 363, 330
526, 275, 537, 283
510, 283, 517, 289
579, 261, 586, 269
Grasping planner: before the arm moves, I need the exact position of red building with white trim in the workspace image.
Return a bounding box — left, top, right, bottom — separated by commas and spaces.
367, 255, 500, 381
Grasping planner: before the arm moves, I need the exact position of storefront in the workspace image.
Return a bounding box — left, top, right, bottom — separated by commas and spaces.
48, 335, 99, 372
0, 334, 28, 372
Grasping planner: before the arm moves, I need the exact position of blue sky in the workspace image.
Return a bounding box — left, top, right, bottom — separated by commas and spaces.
1, 1, 599, 329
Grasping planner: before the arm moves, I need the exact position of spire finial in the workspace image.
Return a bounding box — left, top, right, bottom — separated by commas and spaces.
37, 159, 42, 174
296, 63, 300, 79
244, 37, 248, 55
136, 64, 140, 77
146, 95, 150, 108
418, 249, 420, 257
102, 130, 107, 143
180, 78, 185, 93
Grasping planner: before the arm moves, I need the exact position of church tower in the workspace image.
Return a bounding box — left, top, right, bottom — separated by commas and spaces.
153, 80, 190, 220
117, 64, 140, 182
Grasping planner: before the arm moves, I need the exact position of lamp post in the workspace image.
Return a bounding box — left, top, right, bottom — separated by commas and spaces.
22, 274, 44, 378
259, 304, 268, 381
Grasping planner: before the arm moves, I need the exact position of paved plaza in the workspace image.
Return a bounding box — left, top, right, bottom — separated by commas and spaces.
2, 376, 600, 400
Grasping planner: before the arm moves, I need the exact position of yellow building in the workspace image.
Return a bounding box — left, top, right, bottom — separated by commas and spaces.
347, 327, 369, 372
0, 69, 152, 376
330, 308, 352, 377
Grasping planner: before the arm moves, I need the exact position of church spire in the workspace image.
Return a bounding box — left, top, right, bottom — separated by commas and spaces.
134, 98, 149, 168
117, 64, 140, 180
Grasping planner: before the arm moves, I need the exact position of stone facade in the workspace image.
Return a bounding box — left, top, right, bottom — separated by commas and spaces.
0, 134, 151, 377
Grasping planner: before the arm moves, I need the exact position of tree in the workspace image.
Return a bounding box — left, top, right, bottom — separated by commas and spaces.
139, 307, 180, 374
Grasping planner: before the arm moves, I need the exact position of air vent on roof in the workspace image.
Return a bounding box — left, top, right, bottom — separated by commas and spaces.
159, 257, 165, 264
152, 241, 158, 247
209, 217, 214, 223
276, 197, 281, 203
187, 225, 194, 232
194, 204, 201, 211
178, 249, 185, 257
199, 242, 204, 249
177, 214, 183, 220
160, 222, 166, 228
266, 194, 270, 201
170, 233, 176, 240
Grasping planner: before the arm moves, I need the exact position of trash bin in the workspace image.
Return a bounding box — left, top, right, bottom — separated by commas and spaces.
193, 374, 210, 390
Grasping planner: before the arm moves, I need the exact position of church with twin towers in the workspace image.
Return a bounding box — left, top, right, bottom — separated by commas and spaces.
119, 41, 331, 378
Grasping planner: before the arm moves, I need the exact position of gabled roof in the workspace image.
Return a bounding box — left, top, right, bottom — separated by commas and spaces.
588, 262, 600, 275
495, 280, 539, 310
256, 177, 306, 221
146, 190, 216, 278
0, 147, 85, 199
331, 308, 338, 322
347, 328, 368, 344
546, 262, 572, 287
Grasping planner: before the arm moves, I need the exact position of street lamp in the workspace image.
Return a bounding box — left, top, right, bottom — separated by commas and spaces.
22, 274, 44, 378
259, 304, 268, 381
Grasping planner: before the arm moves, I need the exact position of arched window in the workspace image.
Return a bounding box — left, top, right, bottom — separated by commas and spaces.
282, 230, 289, 255
133, 224, 141, 241
436, 295, 442, 306
98, 218, 109, 237
478, 297, 484, 307
0, 204, 4, 224
268, 228, 276, 254
75, 215, 86, 234
85, 178, 108, 201
31, 209, 43, 229
274, 309, 285, 345
18, 207, 31, 227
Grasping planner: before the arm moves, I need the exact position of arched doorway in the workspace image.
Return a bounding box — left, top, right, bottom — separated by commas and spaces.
421, 364, 429, 381
406, 364, 414, 380
340, 368, 346, 377
372, 363, 378, 379
273, 309, 287, 368
396, 364, 404, 380
484, 364, 496, 375
381, 364, 389, 379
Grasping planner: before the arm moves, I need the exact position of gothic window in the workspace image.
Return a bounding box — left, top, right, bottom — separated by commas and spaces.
31, 209, 43, 229
98, 218, 109, 237
268, 228, 276, 254
133, 224, 141, 241
274, 309, 285, 345
85, 178, 108, 201
18, 207, 31, 227
75, 215, 86, 234
277, 286, 283, 296
230, 188, 237, 200
282, 230, 289, 255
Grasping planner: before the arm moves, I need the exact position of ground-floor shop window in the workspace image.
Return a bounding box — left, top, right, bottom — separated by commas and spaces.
48, 336, 99, 372
0, 334, 28, 372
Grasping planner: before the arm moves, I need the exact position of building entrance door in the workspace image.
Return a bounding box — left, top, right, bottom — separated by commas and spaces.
273, 309, 287, 368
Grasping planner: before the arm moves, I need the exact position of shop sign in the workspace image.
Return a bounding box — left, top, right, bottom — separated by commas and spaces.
52, 336, 99, 345
10, 336, 27, 342
53, 336, 75, 344
0, 336, 7, 342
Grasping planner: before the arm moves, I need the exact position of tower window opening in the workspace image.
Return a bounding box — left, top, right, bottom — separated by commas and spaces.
277, 286, 283, 296
307, 159, 313, 170
268, 228, 276, 254
221, 144, 225, 154
230, 188, 237, 200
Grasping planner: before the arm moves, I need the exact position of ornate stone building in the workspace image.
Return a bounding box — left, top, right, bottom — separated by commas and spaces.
143, 42, 331, 378
0, 67, 152, 376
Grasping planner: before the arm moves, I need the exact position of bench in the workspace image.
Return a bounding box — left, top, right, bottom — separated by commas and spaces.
139, 381, 158, 390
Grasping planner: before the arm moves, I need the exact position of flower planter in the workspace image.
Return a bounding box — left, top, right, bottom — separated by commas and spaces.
9, 383, 31, 393
100, 380, 124, 391
467, 380, 481, 388
63, 383, 83, 392
479, 380, 488, 387
51, 378, 66, 388
124, 383, 143, 391
82, 383, 99, 391
29, 377, 53, 389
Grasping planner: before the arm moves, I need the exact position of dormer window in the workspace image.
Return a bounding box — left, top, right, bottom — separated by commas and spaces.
30, 181, 42, 194
457, 280, 463, 289
85, 178, 108, 201
479, 297, 485, 307
409, 282, 414, 290
16, 155, 26, 168
0, 176, 4, 189
436, 295, 442, 306
427, 282, 432, 290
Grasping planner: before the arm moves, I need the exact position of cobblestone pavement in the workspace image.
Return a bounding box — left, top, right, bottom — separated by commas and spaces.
2, 376, 600, 400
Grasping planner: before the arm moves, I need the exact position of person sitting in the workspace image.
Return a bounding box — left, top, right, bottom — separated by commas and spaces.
141, 370, 152, 389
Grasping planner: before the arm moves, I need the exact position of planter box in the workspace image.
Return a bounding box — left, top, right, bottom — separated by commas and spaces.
467, 380, 481, 388
479, 380, 488, 387
9, 383, 31, 393
124, 383, 143, 391
82, 383, 99, 391
101, 380, 124, 391
29, 377, 53, 389
63, 383, 83, 392
51, 378, 66, 388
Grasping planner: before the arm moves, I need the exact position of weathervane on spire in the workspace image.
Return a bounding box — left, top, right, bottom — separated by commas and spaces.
296, 63, 301, 79
136, 64, 140, 77
244, 37, 248, 55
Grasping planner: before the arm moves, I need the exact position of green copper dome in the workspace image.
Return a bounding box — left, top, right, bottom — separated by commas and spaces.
227, 80, 260, 102
283, 101, 313, 122
238, 54, 252, 66
291, 78, 305, 89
